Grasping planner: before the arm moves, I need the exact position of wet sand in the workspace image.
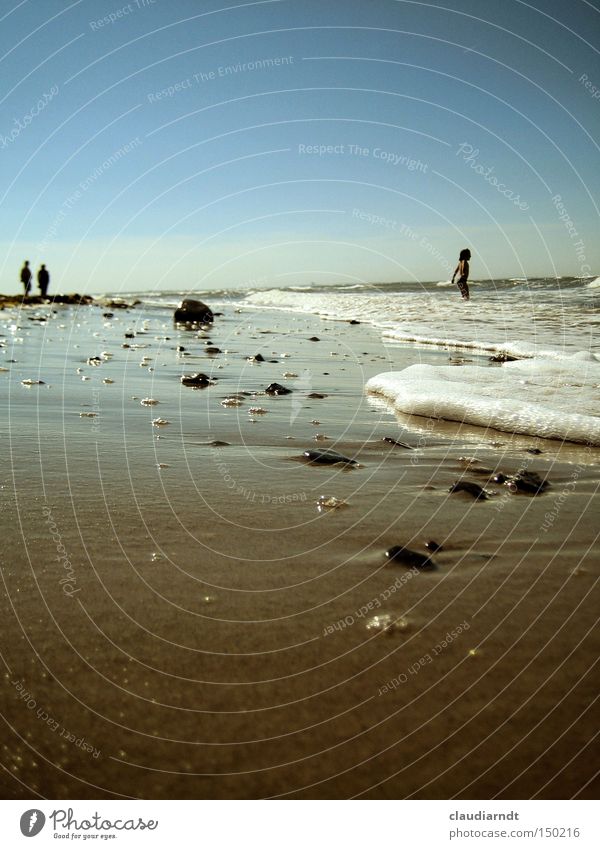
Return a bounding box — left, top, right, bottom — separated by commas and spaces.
1, 300, 598, 799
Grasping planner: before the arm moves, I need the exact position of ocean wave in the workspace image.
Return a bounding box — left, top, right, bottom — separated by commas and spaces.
119, 275, 599, 308
246, 286, 597, 361
380, 330, 598, 362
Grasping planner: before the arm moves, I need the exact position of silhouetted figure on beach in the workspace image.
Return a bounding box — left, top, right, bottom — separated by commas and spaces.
20, 261, 32, 296
37, 264, 50, 298
451, 248, 471, 300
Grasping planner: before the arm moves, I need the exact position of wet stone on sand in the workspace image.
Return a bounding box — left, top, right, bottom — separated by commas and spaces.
449, 481, 490, 500
265, 382, 292, 395
181, 373, 213, 387
382, 436, 413, 449
303, 449, 359, 467
503, 469, 550, 495
385, 545, 437, 571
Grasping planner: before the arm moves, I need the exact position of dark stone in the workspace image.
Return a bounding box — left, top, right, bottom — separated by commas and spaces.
177, 346, 186, 352
349, 319, 360, 325
303, 449, 358, 467
382, 437, 413, 449
247, 353, 264, 362
173, 298, 214, 325
425, 540, 443, 552
103, 312, 114, 318
504, 469, 549, 495
205, 346, 221, 354
489, 352, 518, 362
100, 297, 138, 309
265, 382, 292, 395
492, 472, 508, 484
385, 545, 436, 571
307, 392, 327, 399
124, 332, 135, 339
209, 440, 230, 447
308, 336, 320, 342
53, 294, 95, 305
525, 448, 542, 455
449, 481, 489, 500
181, 372, 213, 387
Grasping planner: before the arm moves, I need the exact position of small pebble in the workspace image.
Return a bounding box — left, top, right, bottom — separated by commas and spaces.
385, 545, 436, 571
317, 495, 348, 511
366, 614, 409, 634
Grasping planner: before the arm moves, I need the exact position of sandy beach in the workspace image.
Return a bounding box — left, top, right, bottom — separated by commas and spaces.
1, 297, 598, 799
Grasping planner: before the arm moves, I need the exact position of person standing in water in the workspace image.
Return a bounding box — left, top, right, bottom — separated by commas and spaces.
451, 248, 471, 300
37, 264, 50, 298
20, 260, 32, 296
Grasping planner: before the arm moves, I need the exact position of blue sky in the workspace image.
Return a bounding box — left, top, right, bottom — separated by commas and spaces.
1, 0, 599, 293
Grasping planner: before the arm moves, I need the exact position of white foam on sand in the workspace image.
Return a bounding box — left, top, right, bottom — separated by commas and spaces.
366, 354, 600, 445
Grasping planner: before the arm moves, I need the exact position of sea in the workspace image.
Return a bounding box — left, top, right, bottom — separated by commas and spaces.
126, 276, 598, 357
113, 276, 599, 446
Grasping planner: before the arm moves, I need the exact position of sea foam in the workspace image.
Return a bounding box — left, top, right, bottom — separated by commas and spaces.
366, 355, 600, 445
247, 285, 597, 360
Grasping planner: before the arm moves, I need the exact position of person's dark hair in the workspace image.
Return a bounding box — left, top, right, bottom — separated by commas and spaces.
459, 248, 471, 261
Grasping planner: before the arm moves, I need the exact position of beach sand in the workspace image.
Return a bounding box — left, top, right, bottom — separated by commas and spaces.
1, 300, 598, 799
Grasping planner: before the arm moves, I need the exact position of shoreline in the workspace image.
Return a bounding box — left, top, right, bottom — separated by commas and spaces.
0, 293, 141, 309
1, 300, 598, 799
